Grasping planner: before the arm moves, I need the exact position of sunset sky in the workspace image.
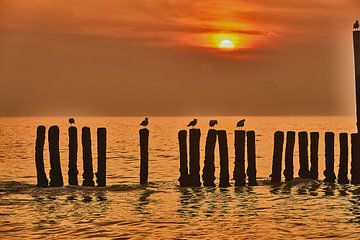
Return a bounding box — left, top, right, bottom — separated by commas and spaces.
0, 0, 359, 116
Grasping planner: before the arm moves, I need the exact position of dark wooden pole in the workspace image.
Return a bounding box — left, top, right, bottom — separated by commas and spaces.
353, 30, 360, 132
97, 128, 107, 187
48, 126, 63, 187
139, 128, 149, 185
202, 129, 217, 187
68, 126, 78, 185
178, 130, 189, 187
234, 130, 246, 186
189, 128, 201, 187
298, 131, 310, 179
35, 125, 48, 187
351, 133, 360, 184
309, 132, 319, 180
82, 127, 94, 186
324, 132, 336, 182
271, 131, 284, 183
218, 130, 230, 187
338, 133, 349, 184
283, 131, 295, 181
246, 131, 257, 186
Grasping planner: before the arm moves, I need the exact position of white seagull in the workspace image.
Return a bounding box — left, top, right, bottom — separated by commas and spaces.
187, 119, 198, 128
140, 117, 149, 128
209, 120, 218, 129
236, 119, 245, 130
69, 117, 75, 125
354, 20, 359, 31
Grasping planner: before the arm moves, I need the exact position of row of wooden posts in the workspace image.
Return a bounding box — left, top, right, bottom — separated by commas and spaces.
35, 126, 360, 188
176, 129, 360, 187
35, 125, 107, 187
271, 131, 360, 184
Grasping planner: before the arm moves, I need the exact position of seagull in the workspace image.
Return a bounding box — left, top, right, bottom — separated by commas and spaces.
236, 119, 245, 130
69, 117, 75, 125
187, 118, 197, 128
140, 117, 149, 128
209, 120, 218, 129
354, 20, 359, 31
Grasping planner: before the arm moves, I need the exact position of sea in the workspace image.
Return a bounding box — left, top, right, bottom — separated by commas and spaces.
1, 116, 360, 239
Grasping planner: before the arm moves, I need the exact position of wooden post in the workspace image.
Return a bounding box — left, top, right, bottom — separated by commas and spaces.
139, 128, 149, 185
309, 132, 319, 180
82, 127, 94, 186
271, 131, 284, 183
97, 128, 107, 187
351, 133, 360, 184
234, 130, 246, 186
189, 129, 201, 187
178, 130, 189, 187
353, 30, 360, 132
324, 132, 336, 182
246, 131, 257, 186
338, 133, 349, 184
202, 129, 217, 187
68, 126, 78, 185
48, 126, 63, 187
35, 126, 48, 187
218, 130, 230, 187
298, 131, 310, 179
283, 131, 295, 181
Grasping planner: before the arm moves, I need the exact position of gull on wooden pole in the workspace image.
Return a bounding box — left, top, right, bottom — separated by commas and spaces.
353, 20, 360, 132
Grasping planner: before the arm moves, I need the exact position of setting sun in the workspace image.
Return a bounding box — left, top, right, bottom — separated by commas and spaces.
219, 39, 234, 49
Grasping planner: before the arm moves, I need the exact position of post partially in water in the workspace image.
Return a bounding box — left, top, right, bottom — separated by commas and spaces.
247, 131, 257, 186
82, 127, 95, 186
189, 129, 201, 187
178, 130, 189, 187
338, 133, 349, 184
218, 130, 230, 187
351, 133, 360, 184
310, 132, 319, 180
283, 131, 295, 181
97, 128, 107, 187
271, 131, 284, 183
234, 130, 246, 186
324, 132, 336, 182
298, 131, 310, 179
68, 126, 78, 185
48, 126, 63, 187
35, 126, 48, 187
202, 129, 217, 187
139, 128, 149, 185
353, 30, 360, 132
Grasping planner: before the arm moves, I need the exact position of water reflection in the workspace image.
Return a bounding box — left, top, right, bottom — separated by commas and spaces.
133, 187, 154, 215
177, 187, 206, 218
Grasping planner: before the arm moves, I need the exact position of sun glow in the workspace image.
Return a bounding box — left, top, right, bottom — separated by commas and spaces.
219, 39, 234, 49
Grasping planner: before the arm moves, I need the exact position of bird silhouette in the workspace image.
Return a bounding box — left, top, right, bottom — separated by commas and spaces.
236, 119, 245, 130
140, 117, 149, 128
187, 118, 197, 128
354, 20, 359, 31
209, 120, 218, 129
69, 117, 75, 125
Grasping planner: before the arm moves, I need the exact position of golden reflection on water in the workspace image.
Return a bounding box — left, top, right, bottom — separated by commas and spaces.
0, 116, 360, 239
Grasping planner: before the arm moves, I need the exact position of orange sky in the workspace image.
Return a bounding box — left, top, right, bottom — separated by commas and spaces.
0, 0, 359, 115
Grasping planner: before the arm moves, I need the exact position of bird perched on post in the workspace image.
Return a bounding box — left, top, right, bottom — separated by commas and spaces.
140, 117, 149, 128
69, 117, 75, 125
354, 20, 359, 31
187, 118, 197, 128
209, 120, 218, 129
236, 119, 245, 130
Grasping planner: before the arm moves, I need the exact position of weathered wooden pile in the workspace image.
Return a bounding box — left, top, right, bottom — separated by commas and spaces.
35, 125, 107, 187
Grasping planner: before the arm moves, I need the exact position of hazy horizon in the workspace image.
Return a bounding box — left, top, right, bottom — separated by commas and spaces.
1, 0, 359, 116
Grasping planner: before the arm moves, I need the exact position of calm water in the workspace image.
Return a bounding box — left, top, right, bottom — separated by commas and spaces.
1, 116, 360, 239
